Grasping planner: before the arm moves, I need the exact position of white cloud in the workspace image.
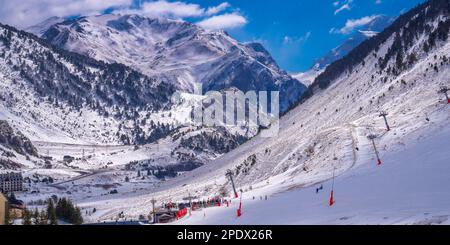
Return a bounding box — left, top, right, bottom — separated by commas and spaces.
283, 32, 311, 45
375, 0, 382, 4
334, 0, 353, 15
0, 0, 246, 31
197, 13, 247, 30
333, 1, 340, 7
206, 2, 231, 16
116, 1, 233, 19
120, 0, 204, 19
330, 15, 380, 34
0, 0, 132, 28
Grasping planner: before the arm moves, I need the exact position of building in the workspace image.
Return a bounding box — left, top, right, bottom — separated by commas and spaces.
63, 155, 75, 163
0, 172, 23, 193
154, 210, 177, 223
0, 193, 7, 225
7, 196, 24, 219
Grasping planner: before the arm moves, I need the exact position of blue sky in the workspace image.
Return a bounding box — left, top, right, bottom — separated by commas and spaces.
185, 0, 425, 72
0, 0, 425, 72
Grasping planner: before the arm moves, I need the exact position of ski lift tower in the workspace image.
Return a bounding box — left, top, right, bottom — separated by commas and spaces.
379, 111, 390, 131
438, 86, 450, 104
368, 134, 382, 165
226, 169, 239, 198
187, 192, 193, 216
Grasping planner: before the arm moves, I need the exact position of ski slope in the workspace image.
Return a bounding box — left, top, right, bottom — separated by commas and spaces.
73, 10, 450, 223
172, 118, 450, 225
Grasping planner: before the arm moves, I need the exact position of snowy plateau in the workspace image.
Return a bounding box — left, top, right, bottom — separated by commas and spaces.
0, 0, 450, 225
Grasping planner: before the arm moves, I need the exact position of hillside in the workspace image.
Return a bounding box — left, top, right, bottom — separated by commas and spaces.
0, 22, 260, 173
0, 23, 174, 144
62, 0, 450, 223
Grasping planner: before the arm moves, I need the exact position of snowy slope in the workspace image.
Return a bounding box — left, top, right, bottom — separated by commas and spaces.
175, 123, 450, 225
292, 64, 324, 87
25, 17, 66, 37
59, 0, 450, 224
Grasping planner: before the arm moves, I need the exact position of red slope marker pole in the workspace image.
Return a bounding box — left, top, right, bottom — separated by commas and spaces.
237, 193, 243, 217
329, 191, 334, 206
329, 168, 336, 207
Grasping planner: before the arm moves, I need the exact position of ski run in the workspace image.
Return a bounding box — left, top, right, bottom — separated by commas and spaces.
1, 0, 450, 225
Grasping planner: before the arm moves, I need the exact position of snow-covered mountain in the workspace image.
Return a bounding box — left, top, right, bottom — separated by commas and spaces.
29, 14, 306, 112
0, 22, 175, 140
315, 15, 395, 69
64, 0, 450, 224
1, 22, 257, 175
292, 64, 324, 87
293, 15, 394, 86
25, 16, 66, 37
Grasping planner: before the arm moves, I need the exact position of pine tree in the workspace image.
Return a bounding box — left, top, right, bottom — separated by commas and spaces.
33, 208, 39, 225
55, 197, 84, 225
9, 208, 17, 225
39, 210, 48, 225
22, 208, 32, 225
47, 199, 58, 225
72, 207, 83, 225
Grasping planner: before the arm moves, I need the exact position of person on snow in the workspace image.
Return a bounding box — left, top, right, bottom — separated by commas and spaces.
316, 184, 324, 194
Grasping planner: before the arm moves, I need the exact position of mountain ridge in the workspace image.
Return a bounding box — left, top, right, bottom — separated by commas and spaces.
30, 14, 306, 112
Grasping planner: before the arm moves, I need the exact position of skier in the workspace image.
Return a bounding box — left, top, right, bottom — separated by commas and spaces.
316, 184, 324, 194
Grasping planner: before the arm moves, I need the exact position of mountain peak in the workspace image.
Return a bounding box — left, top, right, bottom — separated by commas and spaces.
25, 16, 66, 36
31, 13, 306, 112
312, 14, 394, 70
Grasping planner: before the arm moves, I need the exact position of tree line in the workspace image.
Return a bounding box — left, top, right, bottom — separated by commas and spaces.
20, 197, 83, 225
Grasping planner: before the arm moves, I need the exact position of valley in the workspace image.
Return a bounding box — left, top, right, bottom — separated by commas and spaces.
1, 0, 450, 226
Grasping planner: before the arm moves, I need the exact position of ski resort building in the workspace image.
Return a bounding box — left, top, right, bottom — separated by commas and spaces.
154, 211, 177, 223
0, 172, 23, 193
7, 196, 24, 219
0, 193, 7, 225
